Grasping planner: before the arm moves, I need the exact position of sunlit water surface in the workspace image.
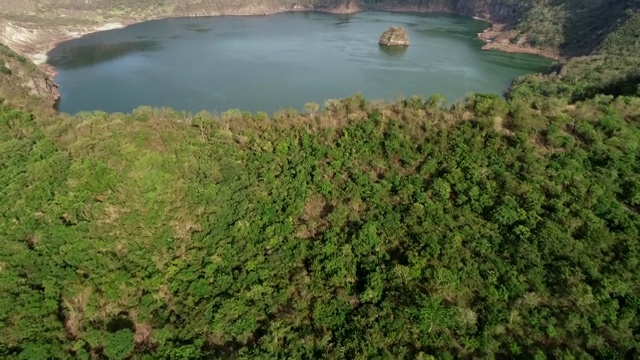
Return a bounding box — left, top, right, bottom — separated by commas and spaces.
48, 12, 552, 114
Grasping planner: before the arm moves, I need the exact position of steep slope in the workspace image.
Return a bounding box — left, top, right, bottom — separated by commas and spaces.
0, 44, 58, 111
510, 9, 640, 102
2, 92, 640, 359
514, 0, 636, 57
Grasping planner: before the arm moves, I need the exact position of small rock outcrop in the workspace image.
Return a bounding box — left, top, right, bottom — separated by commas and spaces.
379, 26, 409, 46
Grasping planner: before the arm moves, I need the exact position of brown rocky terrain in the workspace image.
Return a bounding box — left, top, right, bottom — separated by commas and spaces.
379, 26, 410, 46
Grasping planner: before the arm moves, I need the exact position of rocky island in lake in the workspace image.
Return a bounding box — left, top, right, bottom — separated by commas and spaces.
379, 26, 410, 46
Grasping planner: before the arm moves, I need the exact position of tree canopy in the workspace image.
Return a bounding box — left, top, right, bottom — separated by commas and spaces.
1, 90, 640, 358
1, 2, 640, 359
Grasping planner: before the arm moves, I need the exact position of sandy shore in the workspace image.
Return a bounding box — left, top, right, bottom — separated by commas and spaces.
477, 23, 560, 61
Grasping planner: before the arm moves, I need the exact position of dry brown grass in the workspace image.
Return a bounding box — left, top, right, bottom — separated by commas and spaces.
62, 287, 92, 339
134, 322, 153, 345
296, 193, 333, 239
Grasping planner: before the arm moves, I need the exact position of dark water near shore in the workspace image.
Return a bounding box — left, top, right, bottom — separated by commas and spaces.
48, 12, 552, 114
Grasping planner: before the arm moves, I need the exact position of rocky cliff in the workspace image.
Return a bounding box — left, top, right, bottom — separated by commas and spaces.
379, 26, 410, 46
0, 43, 58, 111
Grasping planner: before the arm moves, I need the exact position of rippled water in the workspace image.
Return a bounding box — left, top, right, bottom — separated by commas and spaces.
48, 12, 552, 114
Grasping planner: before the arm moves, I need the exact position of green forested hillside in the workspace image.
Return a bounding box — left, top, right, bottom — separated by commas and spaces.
1, 0, 640, 359
2, 91, 640, 359
513, 0, 635, 55
509, 8, 640, 103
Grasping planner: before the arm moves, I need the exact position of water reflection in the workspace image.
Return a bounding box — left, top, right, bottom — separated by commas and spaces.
48, 12, 552, 115
48, 40, 161, 69
378, 44, 408, 57
183, 23, 213, 33
335, 14, 355, 26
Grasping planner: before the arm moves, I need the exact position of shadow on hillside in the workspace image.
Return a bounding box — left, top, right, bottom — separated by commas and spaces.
47, 40, 162, 69
575, 71, 640, 102
556, 0, 631, 57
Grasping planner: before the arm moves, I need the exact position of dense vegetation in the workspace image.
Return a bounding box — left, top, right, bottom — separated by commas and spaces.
2, 88, 640, 359
1, 0, 640, 359
510, 8, 640, 103
513, 0, 639, 55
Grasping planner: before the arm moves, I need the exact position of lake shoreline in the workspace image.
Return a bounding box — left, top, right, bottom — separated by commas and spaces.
1, 8, 558, 109
476, 22, 560, 61
49, 12, 553, 115
2, 8, 560, 67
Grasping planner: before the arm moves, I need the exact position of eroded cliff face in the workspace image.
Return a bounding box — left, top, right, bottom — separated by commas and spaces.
0, 42, 59, 110
0, 18, 134, 109
0, 19, 85, 107
22, 69, 59, 105
0, 19, 125, 64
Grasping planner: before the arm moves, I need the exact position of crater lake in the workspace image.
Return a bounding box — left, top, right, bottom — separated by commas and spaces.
47, 12, 552, 114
